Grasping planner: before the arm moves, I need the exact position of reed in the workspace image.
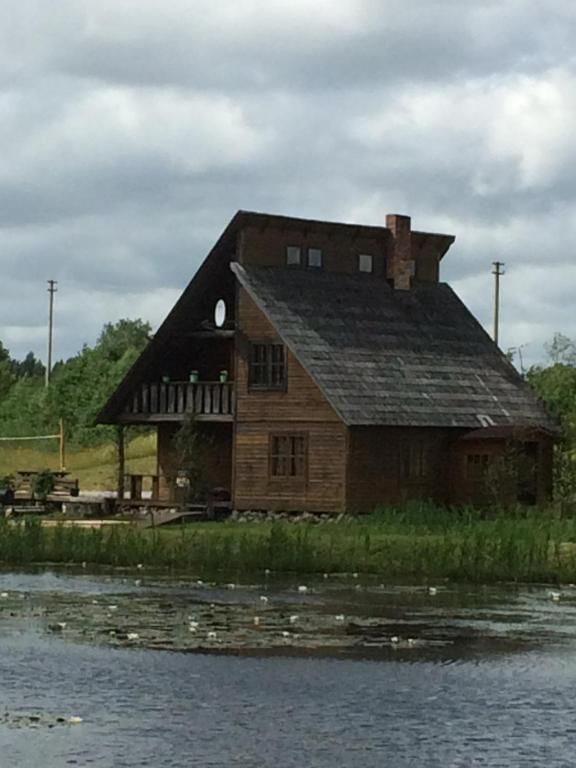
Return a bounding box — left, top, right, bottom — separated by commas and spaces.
2, 504, 576, 582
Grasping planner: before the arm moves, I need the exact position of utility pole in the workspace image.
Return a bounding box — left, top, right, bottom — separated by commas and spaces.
46, 279, 58, 387
492, 261, 505, 347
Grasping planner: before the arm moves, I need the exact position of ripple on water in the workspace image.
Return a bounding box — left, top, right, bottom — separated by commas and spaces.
1, 571, 576, 766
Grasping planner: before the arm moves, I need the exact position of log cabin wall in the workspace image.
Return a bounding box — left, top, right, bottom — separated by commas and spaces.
237, 219, 447, 284
157, 422, 233, 502
346, 426, 458, 512
413, 235, 442, 283
234, 421, 347, 512
234, 287, 347, 512
449, 435, 554, 507
238, 221, 389, 277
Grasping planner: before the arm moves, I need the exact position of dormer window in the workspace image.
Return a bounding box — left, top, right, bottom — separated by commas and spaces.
307, 248, 323, 269
358, 254, 373, 273
286, 246, 302, 266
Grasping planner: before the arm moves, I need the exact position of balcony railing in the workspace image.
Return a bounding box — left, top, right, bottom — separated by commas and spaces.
122, 381, 234, 421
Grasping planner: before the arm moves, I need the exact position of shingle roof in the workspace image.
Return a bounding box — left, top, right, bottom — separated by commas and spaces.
232, 264, 557, 430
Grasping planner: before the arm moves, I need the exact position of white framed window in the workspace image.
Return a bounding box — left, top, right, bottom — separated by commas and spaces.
359, 254, 373, 273
307, 248, 323, 268
286, 246, 302, 266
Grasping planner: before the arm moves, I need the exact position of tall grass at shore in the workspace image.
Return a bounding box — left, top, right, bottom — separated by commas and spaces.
2, 504, 576, 582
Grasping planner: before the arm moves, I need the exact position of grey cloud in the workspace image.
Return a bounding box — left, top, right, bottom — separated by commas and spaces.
2, 0, 576, 364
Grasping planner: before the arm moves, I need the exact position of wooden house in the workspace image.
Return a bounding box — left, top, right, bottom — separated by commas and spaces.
98, 211, 557, 512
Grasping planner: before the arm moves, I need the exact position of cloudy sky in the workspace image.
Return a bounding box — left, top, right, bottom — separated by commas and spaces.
2, 0, 575, 368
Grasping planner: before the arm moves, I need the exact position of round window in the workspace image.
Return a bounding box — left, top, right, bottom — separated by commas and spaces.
214, 299, 226, 328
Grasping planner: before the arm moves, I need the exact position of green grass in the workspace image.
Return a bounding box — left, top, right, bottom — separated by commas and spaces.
0, 434, 156, 490
3, 503, 576, 583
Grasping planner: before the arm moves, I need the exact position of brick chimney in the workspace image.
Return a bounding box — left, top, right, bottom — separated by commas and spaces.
386, 214, 414, 290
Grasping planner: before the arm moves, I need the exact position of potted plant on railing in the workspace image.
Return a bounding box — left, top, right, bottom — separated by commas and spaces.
219, 370, 229, 383
189, 370, 199, 383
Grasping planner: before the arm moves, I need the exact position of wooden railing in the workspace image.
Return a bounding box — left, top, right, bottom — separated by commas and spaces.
124, 381, 234, 419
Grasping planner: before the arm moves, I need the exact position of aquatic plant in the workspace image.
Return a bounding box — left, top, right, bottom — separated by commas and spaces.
2, 504, 576, 583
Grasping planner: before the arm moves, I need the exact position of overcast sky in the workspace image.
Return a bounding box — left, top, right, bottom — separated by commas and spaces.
1, 0, 575, 368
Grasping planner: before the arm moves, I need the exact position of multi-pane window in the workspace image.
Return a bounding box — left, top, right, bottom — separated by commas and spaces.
249, 343, 286, 389
466, 454, 490, 480
401, 442, 428, 479
270, 434, 307, 478
358, 253, 373, 273
286, 246, 302, 266
307, 248, 323, 268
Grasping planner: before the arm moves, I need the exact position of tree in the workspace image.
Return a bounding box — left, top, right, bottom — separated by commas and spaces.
97, 319, 152, 362
527, 363, 576, 434
12, 352, 45, 379
527, 334, 576, 510
0, 318, 152, 446
0, 342, 15, 401
544, 333, 576, 366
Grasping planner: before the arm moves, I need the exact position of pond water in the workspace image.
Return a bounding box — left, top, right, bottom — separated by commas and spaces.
1, 568, 576, 767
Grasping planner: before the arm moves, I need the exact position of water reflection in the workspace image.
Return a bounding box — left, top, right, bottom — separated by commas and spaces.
1, 569, 576, 766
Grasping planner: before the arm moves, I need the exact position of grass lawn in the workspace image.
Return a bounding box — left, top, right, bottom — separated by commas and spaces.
0, 434, 157, 492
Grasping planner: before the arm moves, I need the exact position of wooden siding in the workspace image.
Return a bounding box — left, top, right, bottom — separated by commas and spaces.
346, 426, 459, 512
235, 288, 340, 423
233, 287, 346, 512
449, 435, 554, 506
239, 222, 389, 278
234, 421, 347, 513
157, 422, 233, 502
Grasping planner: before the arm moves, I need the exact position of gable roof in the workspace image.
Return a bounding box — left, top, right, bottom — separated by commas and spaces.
98, 207, 447, 423
97, 211, 243, 423
232, 263, 557, 431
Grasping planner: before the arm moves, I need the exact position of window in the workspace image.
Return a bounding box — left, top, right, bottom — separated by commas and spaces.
249, 343, 286, 389
270, 434, 307, 478
466, 454, 490, 481
358, 254, 373, 273
307, 248, 323, 268
401, 443, 428, 479
286, 246, 302, 266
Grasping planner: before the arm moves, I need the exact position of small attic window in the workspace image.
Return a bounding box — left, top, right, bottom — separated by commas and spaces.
358, 254, 373, 273
286, 246, 301, 266
307, 248, 323, 268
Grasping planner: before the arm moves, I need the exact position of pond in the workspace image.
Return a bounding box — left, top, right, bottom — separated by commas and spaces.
1, 568, 576, 767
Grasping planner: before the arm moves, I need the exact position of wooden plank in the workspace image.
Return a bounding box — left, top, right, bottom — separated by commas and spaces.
213, 384, 221, 414
177, 384, 185, 414
150, 384, 158, 413
142, 384, 150, 414
167, 384, 176, 414
159, 384, 167, 413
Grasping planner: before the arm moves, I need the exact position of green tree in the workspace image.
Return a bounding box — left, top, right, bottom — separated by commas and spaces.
528, 334, 576, 510
97, 319, 151, 362
0, 318, 151, 445
0, 342, 15, 401
12, 352, 45, 379
527, 363, 576, 434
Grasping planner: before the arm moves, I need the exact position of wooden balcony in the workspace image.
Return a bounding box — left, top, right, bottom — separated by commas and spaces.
120, 381, 234, 423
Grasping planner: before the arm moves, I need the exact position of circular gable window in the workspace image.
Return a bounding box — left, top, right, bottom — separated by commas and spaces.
214, 299, 227, 328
